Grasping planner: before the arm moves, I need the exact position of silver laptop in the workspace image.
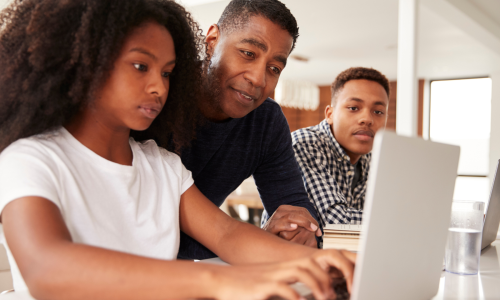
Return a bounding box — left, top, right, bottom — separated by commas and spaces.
481, 160, 500, 250
351, 131, 460, 300
205, 131, 460, 300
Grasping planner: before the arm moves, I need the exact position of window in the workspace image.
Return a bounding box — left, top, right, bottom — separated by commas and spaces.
429, 78, 492, 203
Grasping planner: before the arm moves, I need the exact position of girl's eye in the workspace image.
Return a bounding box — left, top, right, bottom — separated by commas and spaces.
375, 110, 384, 115
270, 66, 281, 75
348, 107, 358, 111
133, 63, 147, 72
162, 72, 171, 78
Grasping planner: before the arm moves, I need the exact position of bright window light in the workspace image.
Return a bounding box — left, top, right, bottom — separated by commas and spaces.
430, 78, 492, 206
430, 78, 492, 176
453, 177, 491, 203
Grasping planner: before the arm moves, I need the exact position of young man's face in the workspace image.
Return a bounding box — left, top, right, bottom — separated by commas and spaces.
326, 79, 388, 164
203, 15, 293, 120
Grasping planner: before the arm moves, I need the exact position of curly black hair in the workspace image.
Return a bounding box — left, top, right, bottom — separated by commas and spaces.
0, 0, 204, 153
217, 0, 299, 52
331, 67, 390, 105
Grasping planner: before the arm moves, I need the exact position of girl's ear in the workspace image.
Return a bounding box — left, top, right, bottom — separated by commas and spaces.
205, 24, 220, 60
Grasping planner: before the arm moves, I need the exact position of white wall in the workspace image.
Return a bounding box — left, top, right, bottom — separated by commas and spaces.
0, 0, 11, 10
490, 71, 500, 182
490, 72, 500, 238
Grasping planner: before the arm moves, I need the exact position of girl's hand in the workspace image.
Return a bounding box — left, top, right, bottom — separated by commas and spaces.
310, 249, 356, 293
211, 249, 355, 300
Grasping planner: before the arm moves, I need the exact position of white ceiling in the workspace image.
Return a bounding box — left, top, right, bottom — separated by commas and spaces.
0, 0, 498, 85
470, 0, 500, 26
186, 0, 500, 84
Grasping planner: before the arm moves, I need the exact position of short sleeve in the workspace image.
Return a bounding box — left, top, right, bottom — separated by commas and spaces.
179, 161, 194, 194
0, 140, 61, 215
157, 146, 194, 195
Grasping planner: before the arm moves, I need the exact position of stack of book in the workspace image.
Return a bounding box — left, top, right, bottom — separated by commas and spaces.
322, 224, 362, 252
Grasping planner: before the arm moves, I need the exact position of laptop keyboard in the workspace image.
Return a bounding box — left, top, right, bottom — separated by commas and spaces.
269, 278, 350, 300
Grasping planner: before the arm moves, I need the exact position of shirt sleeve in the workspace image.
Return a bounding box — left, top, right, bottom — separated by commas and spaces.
178, 159, 194, 194
293, 141, 363, 227
0, 141, 61, 215
158, 147, 194, 195
253, 109, 319, 225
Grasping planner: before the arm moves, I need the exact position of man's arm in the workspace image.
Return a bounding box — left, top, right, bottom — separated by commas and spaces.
252, 106, 321, 247
293, 141, 363, 226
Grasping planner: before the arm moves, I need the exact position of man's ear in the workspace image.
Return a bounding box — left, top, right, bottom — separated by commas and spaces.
325, 104, 334, 126
205, 24, 221, 60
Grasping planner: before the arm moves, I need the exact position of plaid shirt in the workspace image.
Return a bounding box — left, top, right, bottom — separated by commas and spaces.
292, 120, 371, 228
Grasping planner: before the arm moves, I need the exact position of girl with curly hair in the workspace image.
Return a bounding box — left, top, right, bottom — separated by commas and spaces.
0, 0, 355, 299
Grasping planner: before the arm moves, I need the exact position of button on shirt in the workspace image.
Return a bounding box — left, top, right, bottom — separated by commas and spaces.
292, 120, 371, 228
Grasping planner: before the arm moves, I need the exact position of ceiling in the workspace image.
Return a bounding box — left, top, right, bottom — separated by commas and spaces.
185, 0, 500, 85
0, 0, 498, 85
469, 0, 500, 26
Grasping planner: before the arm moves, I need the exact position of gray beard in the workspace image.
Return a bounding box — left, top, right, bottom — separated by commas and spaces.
202, 61, 226, 119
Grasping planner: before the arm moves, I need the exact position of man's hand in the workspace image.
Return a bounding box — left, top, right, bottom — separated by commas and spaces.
262, 205, 322, 248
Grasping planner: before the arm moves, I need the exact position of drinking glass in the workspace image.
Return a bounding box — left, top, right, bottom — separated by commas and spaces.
444, 201, 484, 275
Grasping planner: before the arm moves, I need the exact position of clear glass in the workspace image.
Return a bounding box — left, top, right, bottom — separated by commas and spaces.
429, 78, 492, 176
445, 201, 485, 275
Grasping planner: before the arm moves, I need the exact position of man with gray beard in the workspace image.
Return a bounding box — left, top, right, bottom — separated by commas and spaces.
176, 0, 322, 260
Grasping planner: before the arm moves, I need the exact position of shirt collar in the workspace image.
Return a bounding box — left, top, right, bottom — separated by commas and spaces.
319, 119, 370, 165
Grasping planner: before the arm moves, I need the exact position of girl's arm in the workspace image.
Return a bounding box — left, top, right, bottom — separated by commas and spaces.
181, 185, 343, 263
2, 194, 352, 300
2, 196, 226, 300
179, 185, 356, 289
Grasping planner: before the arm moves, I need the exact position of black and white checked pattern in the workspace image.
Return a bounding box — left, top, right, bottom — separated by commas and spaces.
292, 120, 371, 229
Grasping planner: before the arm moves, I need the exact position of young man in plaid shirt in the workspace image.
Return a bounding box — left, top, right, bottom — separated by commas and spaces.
292, 67, 390, 229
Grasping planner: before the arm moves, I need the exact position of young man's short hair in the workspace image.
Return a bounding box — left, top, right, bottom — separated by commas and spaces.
331, 67, 390, 105
217, 0, 299, 52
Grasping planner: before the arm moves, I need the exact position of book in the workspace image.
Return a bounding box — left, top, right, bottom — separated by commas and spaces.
322, 224, 362, 252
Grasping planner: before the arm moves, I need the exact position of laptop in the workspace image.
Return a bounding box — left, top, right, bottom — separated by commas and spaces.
481, 159, 500, 250
205, 131, 460, 300
350, 130, 460, 300
325, 160, 500, 253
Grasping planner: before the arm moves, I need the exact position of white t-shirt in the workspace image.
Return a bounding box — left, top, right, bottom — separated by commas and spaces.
0, 128, 194, 291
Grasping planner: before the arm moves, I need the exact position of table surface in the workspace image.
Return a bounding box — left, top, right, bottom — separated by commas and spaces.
2, 240, 499, 300
226, 193, 264, 209
431, 240, 500, 300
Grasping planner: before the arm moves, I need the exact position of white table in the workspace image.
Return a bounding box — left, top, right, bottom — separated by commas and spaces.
2, 240, 500, 299
431, 240, 500, 300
